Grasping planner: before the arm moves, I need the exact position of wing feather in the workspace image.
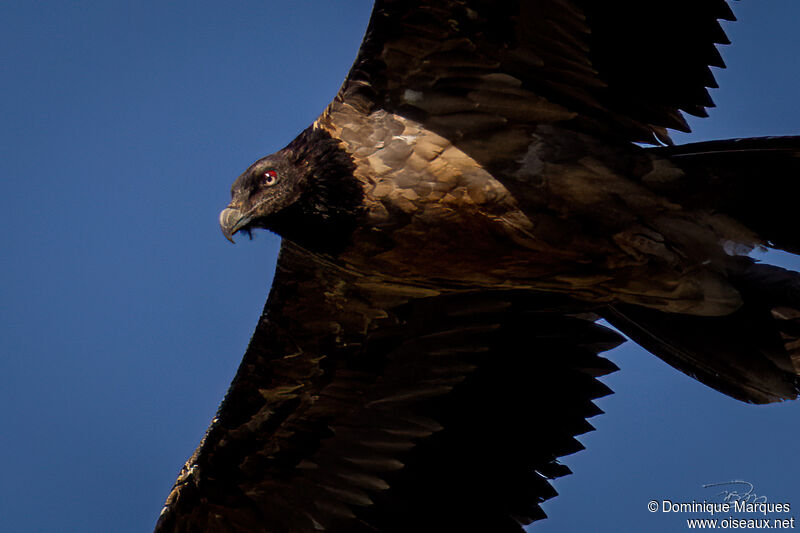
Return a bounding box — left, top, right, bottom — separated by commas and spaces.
338, 0, 734, 146
155, 241, 624, 532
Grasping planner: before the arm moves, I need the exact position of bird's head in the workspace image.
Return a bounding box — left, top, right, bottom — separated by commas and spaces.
218, 126, 364, 252
219, 152, 305, 243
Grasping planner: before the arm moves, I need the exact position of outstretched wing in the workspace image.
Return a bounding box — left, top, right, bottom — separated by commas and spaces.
155, 241, 622, 532
337, 0, 734, 149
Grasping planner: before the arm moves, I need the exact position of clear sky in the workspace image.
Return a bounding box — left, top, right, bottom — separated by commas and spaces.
2, 2, 799, 532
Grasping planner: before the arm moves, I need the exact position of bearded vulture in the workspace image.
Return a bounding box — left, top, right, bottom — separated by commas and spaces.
155, 1, 800, 531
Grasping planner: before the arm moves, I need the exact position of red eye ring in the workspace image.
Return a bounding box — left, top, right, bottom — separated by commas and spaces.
263, 169, 278, 186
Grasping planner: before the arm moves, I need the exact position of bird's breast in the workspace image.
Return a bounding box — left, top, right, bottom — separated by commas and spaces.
313, 107, 747, 315
313, 108, 622, 294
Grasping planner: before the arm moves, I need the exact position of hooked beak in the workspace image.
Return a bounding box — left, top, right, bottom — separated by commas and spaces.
219, 207, 252, 243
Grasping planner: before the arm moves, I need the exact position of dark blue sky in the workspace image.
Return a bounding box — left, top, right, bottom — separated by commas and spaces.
2, 2, 798, 532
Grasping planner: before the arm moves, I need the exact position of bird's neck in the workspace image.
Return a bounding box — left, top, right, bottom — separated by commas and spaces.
272, 127, 365, 254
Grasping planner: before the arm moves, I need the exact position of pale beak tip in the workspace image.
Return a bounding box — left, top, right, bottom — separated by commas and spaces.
219, 207, 248, 244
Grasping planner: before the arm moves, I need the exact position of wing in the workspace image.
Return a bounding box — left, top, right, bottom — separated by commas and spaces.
155, 241, 623, 532
337, 0, 734, 151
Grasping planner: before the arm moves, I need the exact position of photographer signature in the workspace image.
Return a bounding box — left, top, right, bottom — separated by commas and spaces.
703, 480, 767, 504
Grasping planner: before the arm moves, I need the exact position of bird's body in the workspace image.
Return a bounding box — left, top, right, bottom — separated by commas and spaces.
236, 101, 751, 315
160, 2, 800, 531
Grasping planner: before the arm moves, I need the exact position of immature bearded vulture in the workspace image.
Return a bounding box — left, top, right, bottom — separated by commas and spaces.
156, 1, 800, 531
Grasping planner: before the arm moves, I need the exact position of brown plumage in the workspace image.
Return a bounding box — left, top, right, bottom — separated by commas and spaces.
157, 2, 800, 532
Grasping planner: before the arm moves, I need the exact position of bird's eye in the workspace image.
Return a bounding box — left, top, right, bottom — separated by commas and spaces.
263, 169, 278, 186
